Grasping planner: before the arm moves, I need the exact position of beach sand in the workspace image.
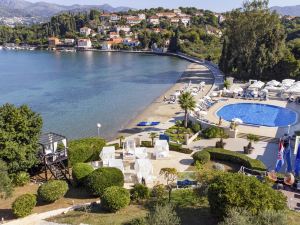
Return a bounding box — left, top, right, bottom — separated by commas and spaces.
117, 62, 214, 138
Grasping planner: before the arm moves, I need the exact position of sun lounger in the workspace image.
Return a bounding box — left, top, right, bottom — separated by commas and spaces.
177, 179, 198, 188
137, 122, 160, 126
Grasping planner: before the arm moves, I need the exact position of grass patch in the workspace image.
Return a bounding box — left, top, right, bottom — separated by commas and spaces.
48, 204, 148, 225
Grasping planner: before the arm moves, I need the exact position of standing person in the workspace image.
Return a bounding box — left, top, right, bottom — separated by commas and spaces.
218, 116, 222, 126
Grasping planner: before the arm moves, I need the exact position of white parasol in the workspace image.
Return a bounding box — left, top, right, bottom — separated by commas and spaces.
232, 118, 243, 124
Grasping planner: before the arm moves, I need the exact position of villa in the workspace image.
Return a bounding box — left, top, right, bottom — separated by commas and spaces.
156, 12, 177, 18
109, 32, 120, 39
63, 39, 75, 46
126, 17, 143, 26
114, 25, 131, 34
110, 14, 121, 23
48, 37, 60, 47
147, 16, 160, 25
138, 13, 146, 20
77, 38, 92, 49
80, 27, 92, 36
170, 17, 180, 24
180, 17, 191, 26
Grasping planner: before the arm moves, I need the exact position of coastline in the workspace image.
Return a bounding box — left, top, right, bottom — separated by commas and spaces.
116, 62, 215, 140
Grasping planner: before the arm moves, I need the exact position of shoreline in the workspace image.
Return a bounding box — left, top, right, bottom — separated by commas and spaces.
115, 62, 215, 141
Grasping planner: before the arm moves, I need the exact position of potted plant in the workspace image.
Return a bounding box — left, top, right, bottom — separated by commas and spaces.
215, 130, 228, 148
244, 134, 259, 154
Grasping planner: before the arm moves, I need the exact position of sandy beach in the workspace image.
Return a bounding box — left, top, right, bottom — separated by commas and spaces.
117, 62, 215, 138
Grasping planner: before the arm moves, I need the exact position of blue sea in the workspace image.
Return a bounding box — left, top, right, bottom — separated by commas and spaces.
0, 50, 189, 140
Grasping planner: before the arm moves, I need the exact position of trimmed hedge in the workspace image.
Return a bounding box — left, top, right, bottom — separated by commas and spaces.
193, 148, 266, 171
107, 143, 120, 150
101, 186, 130, 212
68, 137, 106, 166
86, 167, 124, 197
72, 163, 94, 186
169, 143, 193, 154
12, 194, 37, 218
192, 151, 210, 165
38, 180, 69, 203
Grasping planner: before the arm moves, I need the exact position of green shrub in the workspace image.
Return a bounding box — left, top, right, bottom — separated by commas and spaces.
72, 163, 94, 186
191, 123, 201, 133
146, 204, 180, 225
192, 151, 210, 165
68, 137, 106, 166
141, 141, 152, 148
131, 184, 150, 201
125, 218, 147, 225
208, 173, 287, 218
196, 148, 266, 171
101, 186, 130, 212
12, 171, 30, 187
219, 208, 288, 225
38, 180, 68, 203
202, 126, 226, 139
151, 184, 165, 200
86, 167, 124, 197
12, 194, 36, 218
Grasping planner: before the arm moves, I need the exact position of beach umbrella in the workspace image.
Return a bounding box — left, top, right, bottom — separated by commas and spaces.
232, 118, 243, 124
285, 82, 300, 94
266, 80, 280, 87
249, 81, 265, 89
275, 141, 285, 172
294, 143, 300, 176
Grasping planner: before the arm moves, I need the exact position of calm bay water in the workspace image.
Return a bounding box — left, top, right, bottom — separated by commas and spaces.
0, 50, 188, 140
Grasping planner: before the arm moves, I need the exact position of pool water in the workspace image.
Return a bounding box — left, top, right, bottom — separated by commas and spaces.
217, 103, 297, 127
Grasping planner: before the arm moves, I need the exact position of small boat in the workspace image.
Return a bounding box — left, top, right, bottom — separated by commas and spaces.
137, 121, 160, 126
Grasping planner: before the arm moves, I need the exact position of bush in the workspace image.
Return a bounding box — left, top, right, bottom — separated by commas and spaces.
151, 184, 165, 200
208, 173, 287, 218
146, 204, 180, 225
0, 160, 13, 199
12, 194, 36, 218
191, 123, 201, 133
212, 163, 225, 171
72, 163, 94, 186
101, 186, 130, 212
202, 126, 227, 139
12, 171, 30, 187
125, 218, 147, 225
169, 143, 193, 154
38, 180, 68, 203
68, 137, 106, 166
196, 148, 266, 171
86, 167, 124, 197
131, 184, 150, 201
141, 141, 153, 148
192, 151, 210, 165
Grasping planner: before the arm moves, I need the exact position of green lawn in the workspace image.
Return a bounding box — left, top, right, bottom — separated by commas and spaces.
48, 204, 147, 225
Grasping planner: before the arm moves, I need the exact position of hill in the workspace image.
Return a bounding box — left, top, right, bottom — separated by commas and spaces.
270, 5, 300, 17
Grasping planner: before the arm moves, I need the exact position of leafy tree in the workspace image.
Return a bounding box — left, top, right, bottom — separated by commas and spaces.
246, 134, 259, 149
178, 92, 196, 128
219, 0, 294, 80
0, 160, 13, 199
0, 104, 43, 174
118, 135, 125, 148
159, 168, 178, 202
208, 172, 287, 218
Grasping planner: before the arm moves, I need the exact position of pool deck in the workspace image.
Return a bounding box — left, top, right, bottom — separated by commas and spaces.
206, 97, 300, 138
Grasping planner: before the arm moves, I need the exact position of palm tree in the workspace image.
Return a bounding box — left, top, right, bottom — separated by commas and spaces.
175, 120, 182, 137
246, 134, 259, 149
149, 132, 158, 147
118, 135, 125, 148
178, 92, 196, 128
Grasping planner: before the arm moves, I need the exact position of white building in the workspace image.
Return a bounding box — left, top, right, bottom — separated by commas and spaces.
148, 16, 160, 25
138, 14, 146, 20
180, 17, 191, 26
173, 9, 182, 14
80, 27, 92, 36
77, 39, 92, 49
110, 14, 121, 22
127, 17, 142, 26
115, 26, 131, 34
109, 32, 120, 39
64, 39, 75, 45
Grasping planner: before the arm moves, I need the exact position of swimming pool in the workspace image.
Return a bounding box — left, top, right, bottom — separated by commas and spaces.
217, 103, 297, 127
